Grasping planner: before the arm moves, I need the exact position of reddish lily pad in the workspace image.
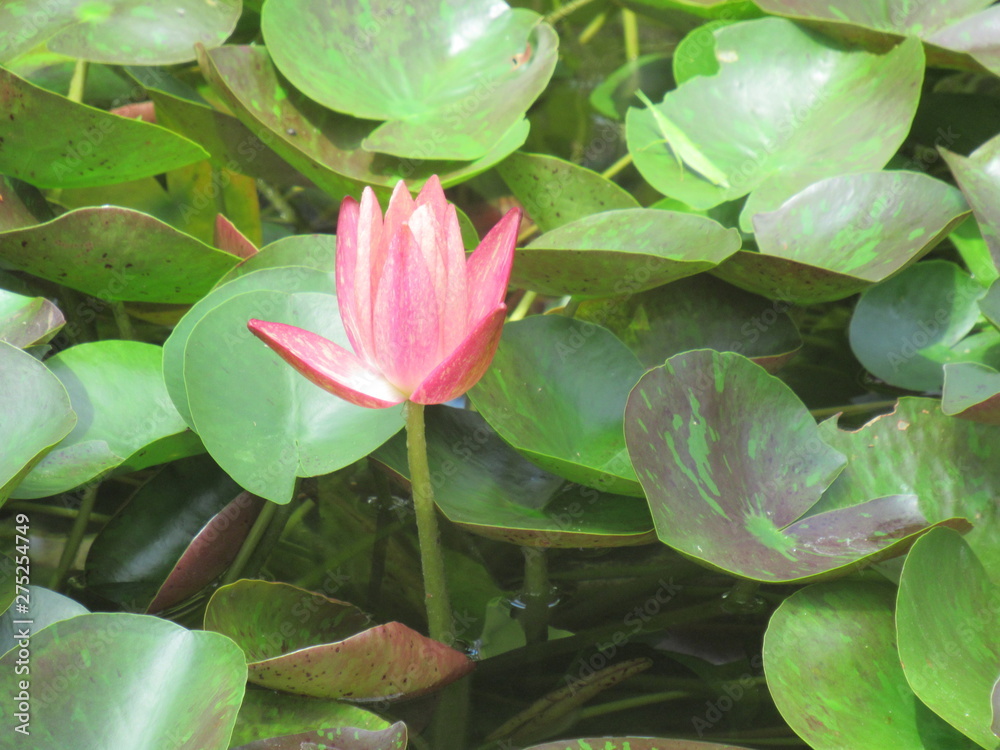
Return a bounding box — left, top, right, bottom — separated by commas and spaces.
261, 0, 557, 160
928, 7, 1000, 77
943, 136, 1000, 274
232, 723, 407, 750
197, 45, 528, 198
231, 690, 393, 747
943, 362, 1000, 424
764, 581, 980, 749
814, 397, 1000, 577
0, 67, 206, 189
624, 350, 967, 582
0, 207, 241, 303
496, 152, 640, 233
0, 342, 76, 505
848, 260, 993, 391
515, 209, 740, 297
0, 613, 247, 750
205, 580, 474, 701
575, 275, 802, 371
469, 316, 644, 496
0, 0, 240, 65
0, 288, 63, 348
627, 20, 923, 229
712, 171, 969, 304
373, 405, 656, 548
897, 528, 1000, 749
84, 455, 257, 613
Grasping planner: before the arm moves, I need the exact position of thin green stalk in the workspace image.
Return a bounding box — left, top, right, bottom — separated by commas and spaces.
519, 546, 550, 643
432, 678, 471, 750
49, 482, 100, 590
508, 290, 537, 322
68, 59, 88, 103
545, 0, 599, 25
405, 401, 454, 644
562, 298, 581, 317
809, 399, 898, 420
578, 9, 608, 44
601, 152, 633, 180
221, 500, 278, 585
577, 689, 689, 720
5, 501, 112, 524
622, 8, 640, 61
111, 301, 135, 340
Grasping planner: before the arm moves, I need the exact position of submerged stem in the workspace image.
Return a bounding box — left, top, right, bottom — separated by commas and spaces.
49, 482, 100, 590
405, 401, 454, 644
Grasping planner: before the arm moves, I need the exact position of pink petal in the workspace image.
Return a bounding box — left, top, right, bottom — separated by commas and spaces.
465, 207, 521, 324
415, 175, 450, 227
409, 305, 507, 405
371, 225, 442, 393
382, 181, 416, 256
337, 189, 383, 364
248, 319, 405, 409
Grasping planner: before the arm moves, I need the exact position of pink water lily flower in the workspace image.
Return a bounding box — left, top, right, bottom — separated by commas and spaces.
248, 176, 521, 408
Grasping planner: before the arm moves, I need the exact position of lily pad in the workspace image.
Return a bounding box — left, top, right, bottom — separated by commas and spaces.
496, 152, 640, 233
0, 207, 241, 303
943, 137, 1000, 275
217, 235, 337, 285
0, 0, 240, 65
525, 741, 753, 750
575, 275, 802, 371
943, 362, 1000, 424
0, 289, 64, 348
0, 613, 246, 750
897, 528, 1000, 749
0, 342, 76, 504
814, 397, 1000, 577
232, 723, 407, 750
469, 316, 644, 496
712, 171, 969, 304
928, 7, 1000, 77
197, 44, 529, 197
515, 209, 740, 297
626, 18, 923, 229
231, 689, 393, 747
176, 281, 404, 503
624, 350, 966, 582
849, 260, 994, 391
14, 341, 197, 499
205, 580, 474, 701
84, 455, 253, 612
0, 66, 206, 189
0, 586, 88, 655
261, 0, 557, 160
373, 405, 656, 548
764, 581, 980, 749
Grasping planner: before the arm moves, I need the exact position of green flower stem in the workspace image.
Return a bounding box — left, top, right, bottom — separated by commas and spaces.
508, 290, 537, 322
601, 152, 634, 180
48, 482, 100, 590
68, 59, 88, 103
578, 8, 608, 44
622, 8, 640, 61
5, 501, 112, 524
405, 401, 455, 644
562, 298, 581, 317
221, 499, 278, 585
520, 546, 550, 643
111, 301, 135, 340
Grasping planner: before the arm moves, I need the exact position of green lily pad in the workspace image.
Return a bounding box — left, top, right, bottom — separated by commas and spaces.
0, 66, 206, 189
231, 689, 393, 747
205, 580, 474, 701
0, 0, 240, 65
261, 0, 557, 161
197, 45, 529, 198
14, 341, 197, 499
525, 741, 753, 750
0, 613, 246, 749
943, 137, 1000, 276
0, 289, 64, 348
0, 207, 241, 303
515, 209, 740, 297
984, 281, 1000, 329
0, 586, 88, 655
469, 316, 644, 496
496, 152, 640, 233
814, 397, 1000, 577
170, 274, 403, 503
618, 0, 762, 24
624, 350, 966, 582
0, 342, 76, 504
626, 19, 923, 229
764, 581, 980, 749
943, 362, 1000, 424
927, 7, 1000, 76
84, 455, 254, 612
897, 528, 1000, 749
849, 260, 994, 391
575, 275, 802, 371
950, 215, 999, 287
232, 723, 407, 750
217, 235, 337, 285
712, 171, 969, 304
373, 405, 656, 548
